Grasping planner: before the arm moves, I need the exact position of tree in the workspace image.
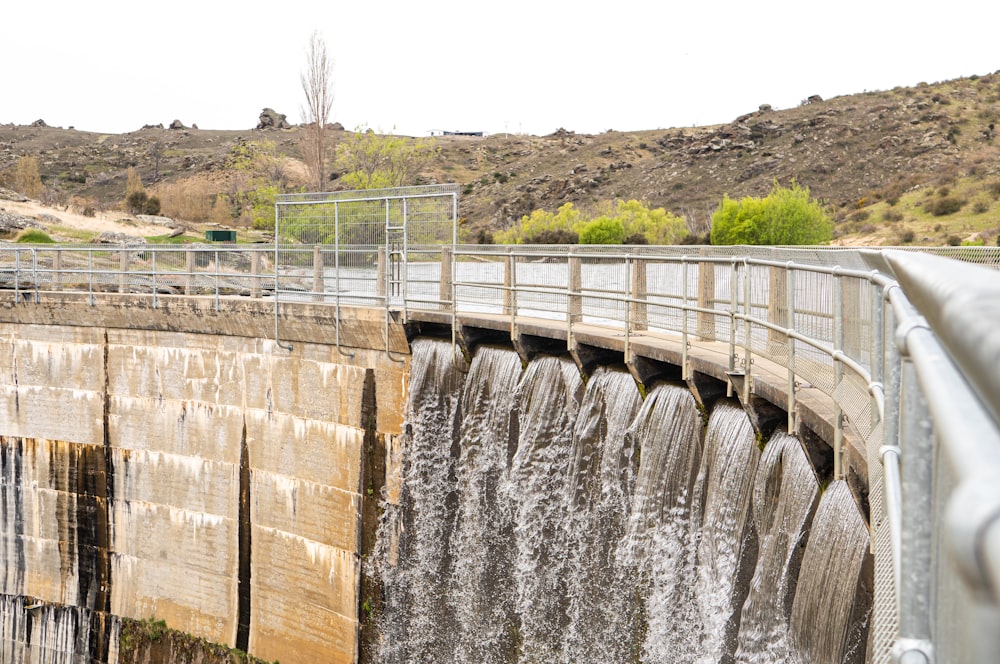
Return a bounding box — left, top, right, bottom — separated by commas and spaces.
301, 31, 335, 191
337, 127, 437, 189
710, 180, 833, 245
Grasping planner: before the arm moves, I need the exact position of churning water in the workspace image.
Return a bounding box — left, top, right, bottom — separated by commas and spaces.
374, 339, 871, 664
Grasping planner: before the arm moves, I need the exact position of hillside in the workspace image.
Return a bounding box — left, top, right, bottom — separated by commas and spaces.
2, 72, 1000, 246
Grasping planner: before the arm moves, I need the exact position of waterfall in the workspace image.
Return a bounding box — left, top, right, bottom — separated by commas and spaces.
374, 338, 466, 664
690, 401, 760, 662
561, 366, 643, 663
625, 383, 704, 662
789, 481, 872, 664
375, 339, 872, 664
506, 354, 583, 663
449, 345, 523, 664
734, 432, 820, 663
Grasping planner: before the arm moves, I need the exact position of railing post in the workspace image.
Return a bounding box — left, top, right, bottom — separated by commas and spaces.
630, 254, 647, 332
53, 250, 62, 292
698, 248, 716, 341
742, 259, 752, 403
834, 272, 845, 480
440, 246, 453, 311
787, 265, 797, 433
725, 259, 739, 397
506, 248, 518, 340
312, 245, 324, 302
768, 256, 788, 344
251, 251, 261, 299
185, 248, 195, 296
681, 257, 690, 380
568, 248, 582, 342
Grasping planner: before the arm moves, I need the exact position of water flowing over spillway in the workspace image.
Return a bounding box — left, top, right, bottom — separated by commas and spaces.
373, 338, 872, 664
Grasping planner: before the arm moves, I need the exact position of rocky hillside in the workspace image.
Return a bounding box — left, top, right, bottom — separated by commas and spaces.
3, 73, 1000, 246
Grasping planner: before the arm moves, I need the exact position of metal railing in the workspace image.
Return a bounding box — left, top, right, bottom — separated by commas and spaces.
1, 242, 999, 662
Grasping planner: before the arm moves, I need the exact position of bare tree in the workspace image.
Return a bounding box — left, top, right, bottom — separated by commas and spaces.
301, 31, 335, 191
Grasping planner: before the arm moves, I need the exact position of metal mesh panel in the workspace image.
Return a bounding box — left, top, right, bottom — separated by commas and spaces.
871, 507, 898, 664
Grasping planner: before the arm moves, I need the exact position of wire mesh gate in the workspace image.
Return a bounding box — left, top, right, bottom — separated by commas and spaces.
273, 184, 459, 351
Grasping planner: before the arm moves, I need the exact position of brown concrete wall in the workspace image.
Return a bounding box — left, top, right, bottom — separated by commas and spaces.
0, 295, 407, 664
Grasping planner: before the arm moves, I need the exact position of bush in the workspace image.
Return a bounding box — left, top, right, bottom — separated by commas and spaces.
579, 218, 626, 245
898, 230, 916, 244
15, 229, 54, 243
523, 229, 579, 244
947, 234, 961, 246
710, 180, 833, 245
624, 233, 649, 245
882, 208, 904, 222
928, 196, 964, 216
144, 196, 161, 216
126, 190, 149, 215
973, 200, 990, 214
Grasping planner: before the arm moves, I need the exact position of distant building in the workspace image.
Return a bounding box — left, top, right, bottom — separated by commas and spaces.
429, 130, 486, 137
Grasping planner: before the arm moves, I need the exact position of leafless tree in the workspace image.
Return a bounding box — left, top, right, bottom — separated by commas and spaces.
300, 31, 335, 191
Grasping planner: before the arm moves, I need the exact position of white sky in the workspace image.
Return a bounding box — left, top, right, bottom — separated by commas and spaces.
4, 0, 999, 137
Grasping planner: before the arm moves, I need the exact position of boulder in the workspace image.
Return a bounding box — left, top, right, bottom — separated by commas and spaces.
95, 231, 147, 246
0, 211, 42, 232
169, 119, 186, 130
257, 108, 292, 130
0, 187, 28, 202
30, 119, 47, 127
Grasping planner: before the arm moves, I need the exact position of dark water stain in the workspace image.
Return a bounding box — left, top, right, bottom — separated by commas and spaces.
236, 418, 251, 652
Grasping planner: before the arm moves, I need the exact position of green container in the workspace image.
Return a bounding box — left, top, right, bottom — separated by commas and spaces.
205, 229, 237, 242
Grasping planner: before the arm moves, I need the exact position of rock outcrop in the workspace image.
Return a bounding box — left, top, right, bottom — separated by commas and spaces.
257, 108, 292, 130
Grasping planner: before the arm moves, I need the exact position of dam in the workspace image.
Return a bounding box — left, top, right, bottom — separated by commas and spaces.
2, 185, 1000, 663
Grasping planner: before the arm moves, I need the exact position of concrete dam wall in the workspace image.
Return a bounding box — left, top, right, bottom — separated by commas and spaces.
0, 295, 409, 664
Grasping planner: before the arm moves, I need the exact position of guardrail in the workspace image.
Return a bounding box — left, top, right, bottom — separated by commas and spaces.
1, 242, 999, 663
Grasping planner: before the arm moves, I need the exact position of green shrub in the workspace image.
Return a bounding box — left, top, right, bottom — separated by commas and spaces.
144, 196, 161, 216
946, 234, 961, 246
579, 218, 626, 245
973, 200, 990, 214
928, 197, 964, 216
710, 180, 833, 245
883, 208, 904, 222
126, 190, 149, 215
15, 229, 54, 243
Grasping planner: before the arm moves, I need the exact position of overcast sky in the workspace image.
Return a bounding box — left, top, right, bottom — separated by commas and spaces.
4, 0, 999, 137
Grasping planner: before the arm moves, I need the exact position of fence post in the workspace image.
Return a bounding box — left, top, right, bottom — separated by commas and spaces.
631, 254, 648, 331
119, 249, 129, 294
185, 248, 195, 296
312, 245, 324, 302
251, 251, 261, 299
53, 251, 62, 292
440, 246, 453, 311
697, 249, 716, 340
503, 248, 514, 316
376, 248, 387, 300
